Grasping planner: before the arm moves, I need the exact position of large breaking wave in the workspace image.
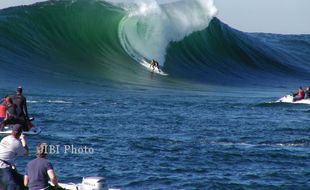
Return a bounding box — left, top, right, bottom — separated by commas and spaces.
0, 0, 309, 88
118, 0, 217, 65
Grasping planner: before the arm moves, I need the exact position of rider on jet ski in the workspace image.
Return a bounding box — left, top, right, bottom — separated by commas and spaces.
292, 86, 305, 102
305, 86, 310, 99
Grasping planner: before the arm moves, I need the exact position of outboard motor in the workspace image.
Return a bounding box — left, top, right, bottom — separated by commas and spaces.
81, 177, 108, 190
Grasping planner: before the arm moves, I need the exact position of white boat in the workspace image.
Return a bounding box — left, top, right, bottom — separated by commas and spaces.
57, 177, 120, 190
276, 95, 310, 105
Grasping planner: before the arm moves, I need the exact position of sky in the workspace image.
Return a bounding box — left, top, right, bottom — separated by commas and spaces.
0, 0, 309, 34
215, 0, 310, 34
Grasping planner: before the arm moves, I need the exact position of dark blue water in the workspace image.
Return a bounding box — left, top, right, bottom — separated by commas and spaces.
1, 85, 308, 189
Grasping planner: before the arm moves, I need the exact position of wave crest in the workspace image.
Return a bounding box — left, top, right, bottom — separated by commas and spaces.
118, 0, 217, 64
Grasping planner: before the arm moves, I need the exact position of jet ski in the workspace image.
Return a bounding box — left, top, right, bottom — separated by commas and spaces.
276, 95, 310, 105
0, 117, 41, 135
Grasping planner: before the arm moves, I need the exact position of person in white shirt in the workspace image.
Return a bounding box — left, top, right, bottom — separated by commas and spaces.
0, 124, 29, 190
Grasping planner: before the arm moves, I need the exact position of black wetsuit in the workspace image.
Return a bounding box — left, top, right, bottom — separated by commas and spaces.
6, 103, 17, 120
305, 90, 310, 99
151, 60, 160, 71
0, 103, 18, 129
12, 94, 28, 122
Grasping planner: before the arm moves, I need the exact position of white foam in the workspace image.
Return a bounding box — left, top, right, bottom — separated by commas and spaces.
27, 100, 72, 104
118, 0, 218, 65
47, 100, 72, 104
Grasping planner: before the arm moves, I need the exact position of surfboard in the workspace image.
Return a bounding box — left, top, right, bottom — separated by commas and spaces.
140, 60, 168, 76
276, 95, 310, 105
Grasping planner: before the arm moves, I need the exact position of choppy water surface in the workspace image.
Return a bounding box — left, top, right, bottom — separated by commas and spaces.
2, 86, 307, 189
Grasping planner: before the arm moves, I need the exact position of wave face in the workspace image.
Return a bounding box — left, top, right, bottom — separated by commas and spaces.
0, 0, 309, 88
165, 19, 310, 85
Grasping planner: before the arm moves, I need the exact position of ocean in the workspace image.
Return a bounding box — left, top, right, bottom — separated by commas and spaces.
0, 0, 309, 189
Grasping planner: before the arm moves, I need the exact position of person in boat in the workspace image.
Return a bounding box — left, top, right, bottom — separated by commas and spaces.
0, 124, 29, 190
24, 143, 59, 190
305, 86, 310, 99
0, 97, 18, 131
12, 86, 29, 126
150, 59, 160, 72
0, 95, 8, 123
292, 86, 305, 102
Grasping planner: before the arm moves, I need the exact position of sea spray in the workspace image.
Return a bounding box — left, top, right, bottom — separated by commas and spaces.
118, 0, 218, 65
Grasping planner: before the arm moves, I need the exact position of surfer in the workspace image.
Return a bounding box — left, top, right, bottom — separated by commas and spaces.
0, 124, 29, 190
292, 86, 305, 102
150, 59, 160, 72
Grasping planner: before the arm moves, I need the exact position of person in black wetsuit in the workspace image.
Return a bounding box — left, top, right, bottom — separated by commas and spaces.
305, 86, 310, 99
5, 97, 17, 121
150, 59, 160, 72
12, 86, 29, 125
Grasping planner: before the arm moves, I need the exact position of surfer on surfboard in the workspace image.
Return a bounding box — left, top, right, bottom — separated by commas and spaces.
150, 59, 160, 72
